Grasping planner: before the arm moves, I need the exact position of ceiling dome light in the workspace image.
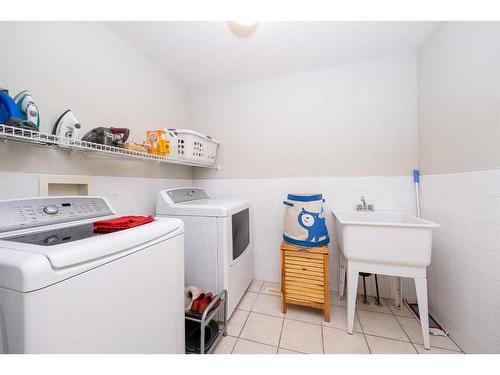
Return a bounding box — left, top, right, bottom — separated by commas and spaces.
232, 20, 259, 27
227, 21, 260, 38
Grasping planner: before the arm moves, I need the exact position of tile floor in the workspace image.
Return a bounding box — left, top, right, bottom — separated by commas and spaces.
213, 279, 464, 354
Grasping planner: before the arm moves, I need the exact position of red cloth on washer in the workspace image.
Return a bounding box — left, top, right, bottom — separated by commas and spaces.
93, 215, 154, 233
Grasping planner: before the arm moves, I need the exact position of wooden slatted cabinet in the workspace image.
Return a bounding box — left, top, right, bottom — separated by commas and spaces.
280, 241, 330, 321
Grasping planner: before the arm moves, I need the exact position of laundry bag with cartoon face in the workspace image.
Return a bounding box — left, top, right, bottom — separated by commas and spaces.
282, 193, 330, 247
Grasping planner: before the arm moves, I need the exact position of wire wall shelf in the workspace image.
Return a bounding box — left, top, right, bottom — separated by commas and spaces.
0, 124, 217, 168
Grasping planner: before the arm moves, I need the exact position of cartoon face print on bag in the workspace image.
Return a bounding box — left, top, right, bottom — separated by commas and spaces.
297, 207, 327, 242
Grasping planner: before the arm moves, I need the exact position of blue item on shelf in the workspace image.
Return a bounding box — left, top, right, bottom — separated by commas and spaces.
0, 90, 20, 124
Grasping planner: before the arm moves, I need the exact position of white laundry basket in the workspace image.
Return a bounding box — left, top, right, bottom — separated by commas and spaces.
165, 129, 219, 167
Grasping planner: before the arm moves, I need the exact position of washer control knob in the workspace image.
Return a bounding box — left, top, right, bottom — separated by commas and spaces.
44, 235, 59, 245
43, 205, 59, 215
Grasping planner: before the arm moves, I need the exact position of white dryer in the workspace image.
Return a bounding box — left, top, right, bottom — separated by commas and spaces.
156, 188, 253, 318
0, 196, 184, 354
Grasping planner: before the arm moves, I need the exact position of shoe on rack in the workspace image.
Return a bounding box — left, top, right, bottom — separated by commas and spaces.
190, 293, 205, 314
197, 293, 214, 315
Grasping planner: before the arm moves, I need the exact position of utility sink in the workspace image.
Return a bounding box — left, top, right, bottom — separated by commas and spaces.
332, 210, 439, 349
333, 211, 439, 267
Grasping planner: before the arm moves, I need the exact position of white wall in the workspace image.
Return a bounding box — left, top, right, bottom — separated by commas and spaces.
0, 22, 192, 179
190, 53, 418, 179
418, 22, 500, 174
417, 22, 500, 353
0, 23, 4, 82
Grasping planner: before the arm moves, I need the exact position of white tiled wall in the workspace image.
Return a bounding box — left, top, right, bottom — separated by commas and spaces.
195, 176, 418, 299
0, 171, 192, 215
420, 169, 500, 354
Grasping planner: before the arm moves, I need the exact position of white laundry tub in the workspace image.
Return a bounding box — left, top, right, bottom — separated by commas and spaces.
334, 211, 439, 267
332, 210, 439, 350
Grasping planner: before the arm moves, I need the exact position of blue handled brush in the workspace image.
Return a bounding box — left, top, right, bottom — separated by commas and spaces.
413, 170, 421, 218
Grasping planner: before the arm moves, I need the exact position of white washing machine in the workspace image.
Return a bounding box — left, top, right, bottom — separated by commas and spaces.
0, 196, 185, 354
156, 188, 253, 318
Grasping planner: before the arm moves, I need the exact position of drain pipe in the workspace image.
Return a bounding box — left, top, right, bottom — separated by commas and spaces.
413, 170, 421, 218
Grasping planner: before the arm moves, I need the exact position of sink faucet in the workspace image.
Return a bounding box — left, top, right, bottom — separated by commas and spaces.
356, 195, 374, 212
360, 196, 367, 210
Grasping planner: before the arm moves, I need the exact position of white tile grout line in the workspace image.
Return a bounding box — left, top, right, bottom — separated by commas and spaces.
225, 281, 465, 354
255, 284, 286, 353
363, 333, 417, 354
230, 303, 253, 354
230, 284, 285, 354
232, 337, 279, 353
231, 336, 239, 353
353, 306, 372, 354
278, 347, 305, 354
320, 317, 325, 354
389, 305, 419, 354
276, 311, 286, 352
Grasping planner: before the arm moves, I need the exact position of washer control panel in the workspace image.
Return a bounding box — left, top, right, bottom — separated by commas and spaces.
0, 197, 114, 234
162, 188, 209, 204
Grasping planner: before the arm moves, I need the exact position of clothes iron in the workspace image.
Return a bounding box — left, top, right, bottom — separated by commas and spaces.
81, 127, 130, 148
52, 110, 82, 139
13, 90, 40, 129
